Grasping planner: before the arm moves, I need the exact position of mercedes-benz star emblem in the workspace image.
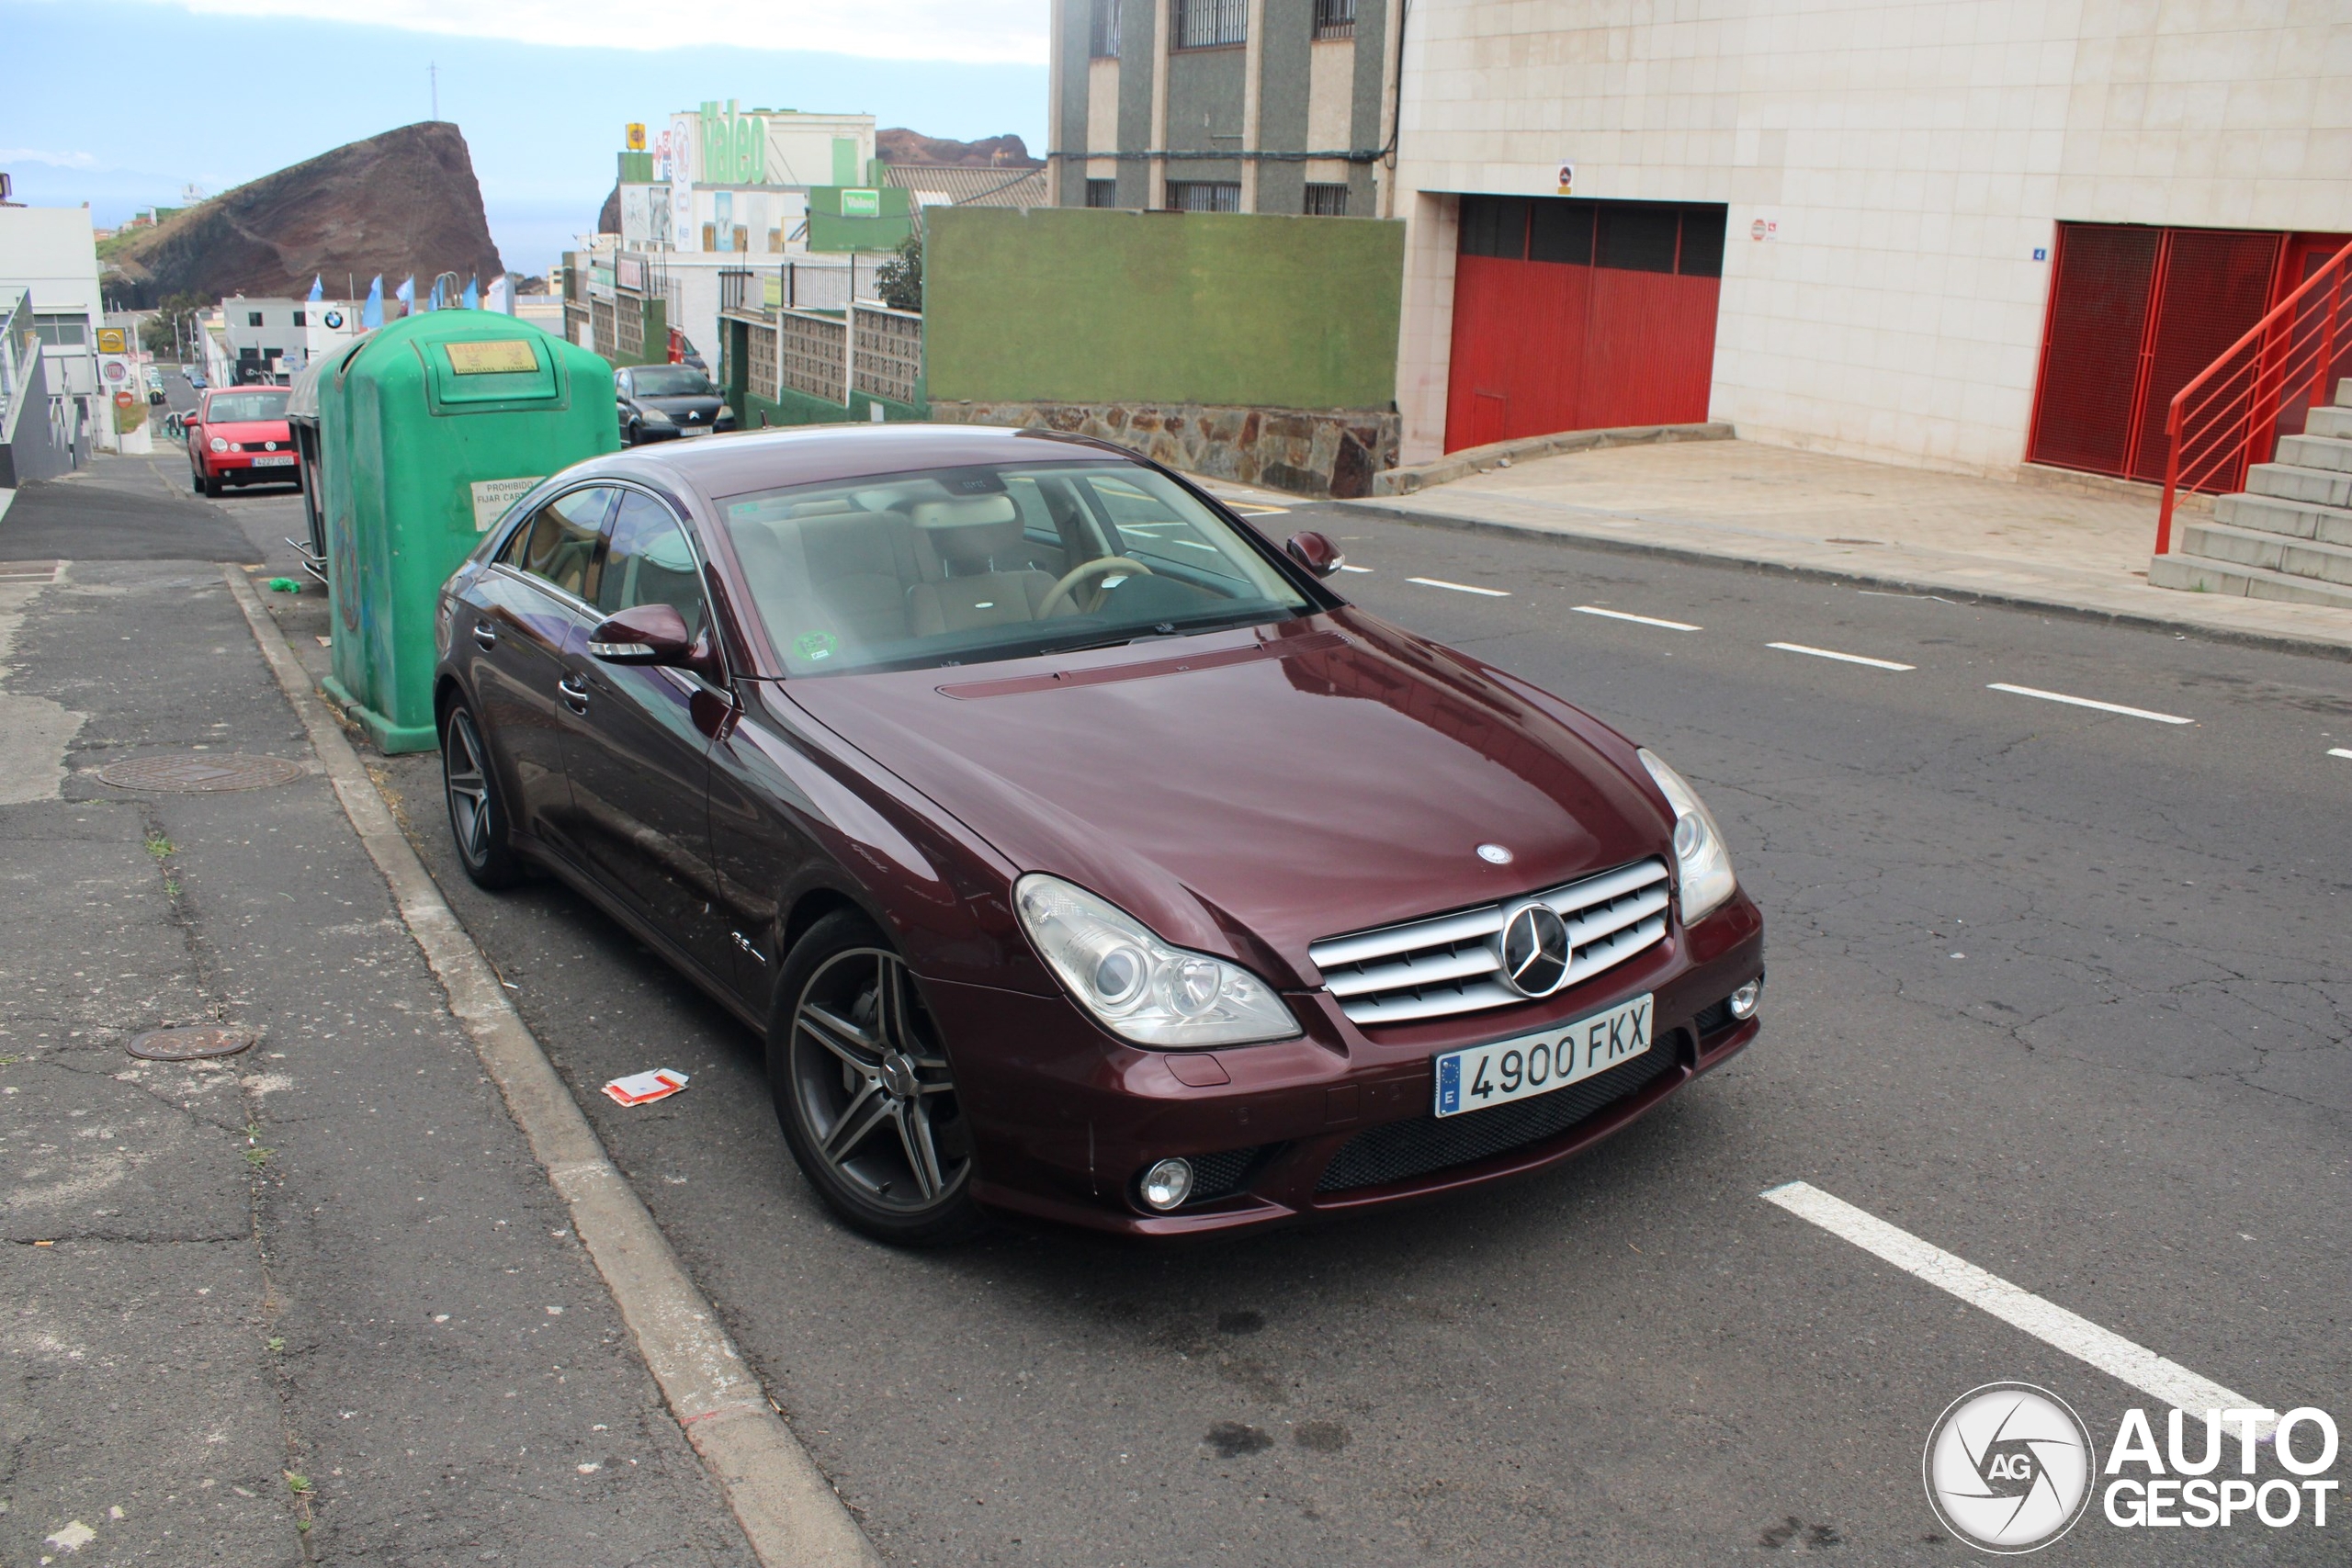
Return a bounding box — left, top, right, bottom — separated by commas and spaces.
1476, 842, 1514, 864
1497, 902, 1571, 997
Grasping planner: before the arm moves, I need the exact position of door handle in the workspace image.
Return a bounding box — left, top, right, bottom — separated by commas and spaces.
558, 673, 591, 713
472, 622, 497, 650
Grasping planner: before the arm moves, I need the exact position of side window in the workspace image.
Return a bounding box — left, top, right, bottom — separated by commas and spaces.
596, 491, 709, 643
509, 487, 613, 599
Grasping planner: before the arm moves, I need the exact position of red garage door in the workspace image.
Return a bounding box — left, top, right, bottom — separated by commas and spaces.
2027, 223, 2349, 488
1445, 197, 1726, 454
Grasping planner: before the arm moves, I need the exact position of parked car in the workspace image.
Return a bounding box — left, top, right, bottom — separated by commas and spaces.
432, 426, 1764, 1245
185, 386, 300, 498
185, 368, 207, 390
615, 364, 734, 446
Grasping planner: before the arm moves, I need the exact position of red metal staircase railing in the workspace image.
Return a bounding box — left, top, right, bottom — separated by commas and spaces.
2155, 239, 2352, 556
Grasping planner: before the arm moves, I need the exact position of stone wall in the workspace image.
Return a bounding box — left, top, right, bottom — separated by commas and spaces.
928, 400, 1400, 500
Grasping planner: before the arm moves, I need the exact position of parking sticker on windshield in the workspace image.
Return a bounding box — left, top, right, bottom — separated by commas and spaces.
795, 630, 840, 662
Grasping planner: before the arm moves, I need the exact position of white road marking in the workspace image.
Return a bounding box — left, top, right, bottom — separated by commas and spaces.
1987, 682, 2193, 726
1410, 577, 1511, 597
2329, 747, 2352, 761
1768, 641, 1915, 671
1762, 1182, 2269, 1431
1573, 604, 1701, 631
1337, 564, 1374, 574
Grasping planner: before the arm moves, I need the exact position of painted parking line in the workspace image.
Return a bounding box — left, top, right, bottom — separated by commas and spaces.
1767, 641, 1916, 671
1987, 682, 2193, 726
1410, 576, 1511, 597
1572, 604, 1702, 631
2329, 748, 2352, 761
1762, 1182, 2268, 1430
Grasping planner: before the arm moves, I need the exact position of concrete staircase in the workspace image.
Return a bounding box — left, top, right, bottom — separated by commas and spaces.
2150, 378, 2352, 608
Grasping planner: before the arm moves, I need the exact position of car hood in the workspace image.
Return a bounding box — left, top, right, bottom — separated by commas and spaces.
782, 612, 1670, 985
206, 419, 292, 443
639, 394, 724, 418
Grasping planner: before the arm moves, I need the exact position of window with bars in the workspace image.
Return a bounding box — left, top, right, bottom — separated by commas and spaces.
1173, 0, 1246, 49
1086, 179, 1119, 209
1166, 181, 1241, 213
1313, 0, 1355, 39
1305, 183, 1350, 217
1090, 0, 1121, 57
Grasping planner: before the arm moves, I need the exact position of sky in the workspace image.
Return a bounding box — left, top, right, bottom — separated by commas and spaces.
0, 0, 1048, 275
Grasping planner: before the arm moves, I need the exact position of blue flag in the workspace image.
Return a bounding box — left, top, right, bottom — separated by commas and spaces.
307, 275, 323, 302
395, 276, 415, 315
461, 275, 479, 310
362, 276, 383, 329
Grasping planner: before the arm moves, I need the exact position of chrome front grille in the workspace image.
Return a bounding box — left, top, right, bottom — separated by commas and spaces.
1308, 859, 1672, 1026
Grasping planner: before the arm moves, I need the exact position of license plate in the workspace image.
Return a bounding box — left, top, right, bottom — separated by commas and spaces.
252, 455, 296, 467
1433, 993, 1653, 1118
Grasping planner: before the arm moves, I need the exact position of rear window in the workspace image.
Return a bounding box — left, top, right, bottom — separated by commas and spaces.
207, 392, 288, 422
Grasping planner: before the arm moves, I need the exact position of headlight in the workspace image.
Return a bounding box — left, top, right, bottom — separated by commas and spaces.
209, 436, 228, 452
640, 407, 673, 426
715, 409, 737, 427
1638, 749, 1737, 925
1014, 874, 1299, 1048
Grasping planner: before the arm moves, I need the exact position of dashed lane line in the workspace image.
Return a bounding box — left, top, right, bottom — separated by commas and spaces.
1762, 1182, 2271, 1433
1987, 682, 2193, 726
1767, 640, 1915, 671
2329, 748, 2352, 761
1572, 604, 1702, 631
1410, 576, 1511, 597
1337, 564, 1374, 574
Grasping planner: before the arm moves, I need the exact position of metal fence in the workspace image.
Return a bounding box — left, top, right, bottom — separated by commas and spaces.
854, 307, 923, 406
778, 258, 888, 311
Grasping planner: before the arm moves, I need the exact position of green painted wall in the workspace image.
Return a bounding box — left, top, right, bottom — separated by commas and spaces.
925, 207, 1403, 410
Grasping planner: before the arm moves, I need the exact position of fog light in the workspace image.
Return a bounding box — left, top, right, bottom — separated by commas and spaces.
1728, 979, 1761, 1021
1139, 1157, 1194, 1212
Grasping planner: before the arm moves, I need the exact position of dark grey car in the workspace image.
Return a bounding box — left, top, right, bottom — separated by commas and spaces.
616, 364, 737, 446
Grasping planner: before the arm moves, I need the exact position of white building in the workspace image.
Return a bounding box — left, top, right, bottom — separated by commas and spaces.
1388, 0, 2352, 477
0, 204, 107, 456
627, 103, 878, 258
213, 296, 365, 385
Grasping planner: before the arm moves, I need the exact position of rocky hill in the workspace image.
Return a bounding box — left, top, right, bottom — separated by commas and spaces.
877, 130, 1042, 168
103, 122, 504, 307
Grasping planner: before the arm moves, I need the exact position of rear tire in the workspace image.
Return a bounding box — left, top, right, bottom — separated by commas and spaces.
768, 910, 985, 1247
441, 698, 523, 890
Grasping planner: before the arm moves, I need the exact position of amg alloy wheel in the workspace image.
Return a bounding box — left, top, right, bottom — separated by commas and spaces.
441, 700, 522, 889
771, 913, 981, 1245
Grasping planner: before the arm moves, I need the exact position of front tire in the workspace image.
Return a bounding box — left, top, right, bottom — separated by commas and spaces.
201, 469, 222, 499
768, 911, 983, 1246
441, 698, 523, 890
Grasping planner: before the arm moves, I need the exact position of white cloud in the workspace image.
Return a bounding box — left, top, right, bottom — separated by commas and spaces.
0, 149, 103, 169
144, 0, 1048, 64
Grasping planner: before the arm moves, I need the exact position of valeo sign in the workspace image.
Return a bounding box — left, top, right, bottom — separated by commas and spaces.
700, 99, 766, 186
841, 188, 881, 218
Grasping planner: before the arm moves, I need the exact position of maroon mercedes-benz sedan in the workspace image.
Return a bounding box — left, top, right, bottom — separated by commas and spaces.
433, 425, 1763, 1243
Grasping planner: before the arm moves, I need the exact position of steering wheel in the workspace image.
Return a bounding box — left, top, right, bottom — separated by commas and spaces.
1038, 555, 1155, 617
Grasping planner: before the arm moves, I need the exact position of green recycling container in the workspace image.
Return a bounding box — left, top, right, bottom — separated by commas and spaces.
319, 310, 616, 752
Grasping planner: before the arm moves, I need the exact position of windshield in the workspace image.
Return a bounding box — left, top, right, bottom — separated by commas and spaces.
716, 460, 1313, 676
632, 367, 715, 397
207, 391, 288, 422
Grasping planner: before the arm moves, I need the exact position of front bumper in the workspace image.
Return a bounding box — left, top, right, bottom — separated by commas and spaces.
931, 892, 1764, 1236
201, 453, 300, 478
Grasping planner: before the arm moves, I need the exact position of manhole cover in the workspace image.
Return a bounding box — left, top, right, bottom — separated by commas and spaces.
96, 753, 306, 793
127, 1025, 256, 1061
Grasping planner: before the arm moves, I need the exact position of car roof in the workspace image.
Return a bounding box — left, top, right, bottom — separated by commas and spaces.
581, 423, 1136, 500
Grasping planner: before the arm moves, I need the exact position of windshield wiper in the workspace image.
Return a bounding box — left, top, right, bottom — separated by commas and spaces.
1030, 608, 1285, 659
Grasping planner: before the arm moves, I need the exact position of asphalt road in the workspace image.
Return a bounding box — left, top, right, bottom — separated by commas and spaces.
194, 471, 2351, 1563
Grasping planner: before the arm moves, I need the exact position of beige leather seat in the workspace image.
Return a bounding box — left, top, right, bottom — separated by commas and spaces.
905, 497, 1062, 637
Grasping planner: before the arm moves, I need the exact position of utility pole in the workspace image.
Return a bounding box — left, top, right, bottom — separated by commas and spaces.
430, 62, 438, 122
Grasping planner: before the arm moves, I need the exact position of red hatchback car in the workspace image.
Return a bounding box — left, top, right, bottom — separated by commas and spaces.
187, 386, 300, 497
433, 426, 1764, 1243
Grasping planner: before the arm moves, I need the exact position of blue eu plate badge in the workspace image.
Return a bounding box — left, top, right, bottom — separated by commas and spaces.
1437, 1055, 1464, 1115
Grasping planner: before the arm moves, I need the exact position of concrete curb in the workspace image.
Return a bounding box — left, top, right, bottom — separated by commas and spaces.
1337, 498, 2352, 663
220, 565, 880, 1568
1371, 423, 1735, 496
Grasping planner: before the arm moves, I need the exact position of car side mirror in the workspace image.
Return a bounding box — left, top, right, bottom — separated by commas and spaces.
587, 603, 693, 666
1284, 531, 1346, 579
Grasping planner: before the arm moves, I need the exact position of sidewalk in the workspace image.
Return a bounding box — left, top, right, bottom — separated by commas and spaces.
0, 461, 760, 1567
1340, 437, 2352, 658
